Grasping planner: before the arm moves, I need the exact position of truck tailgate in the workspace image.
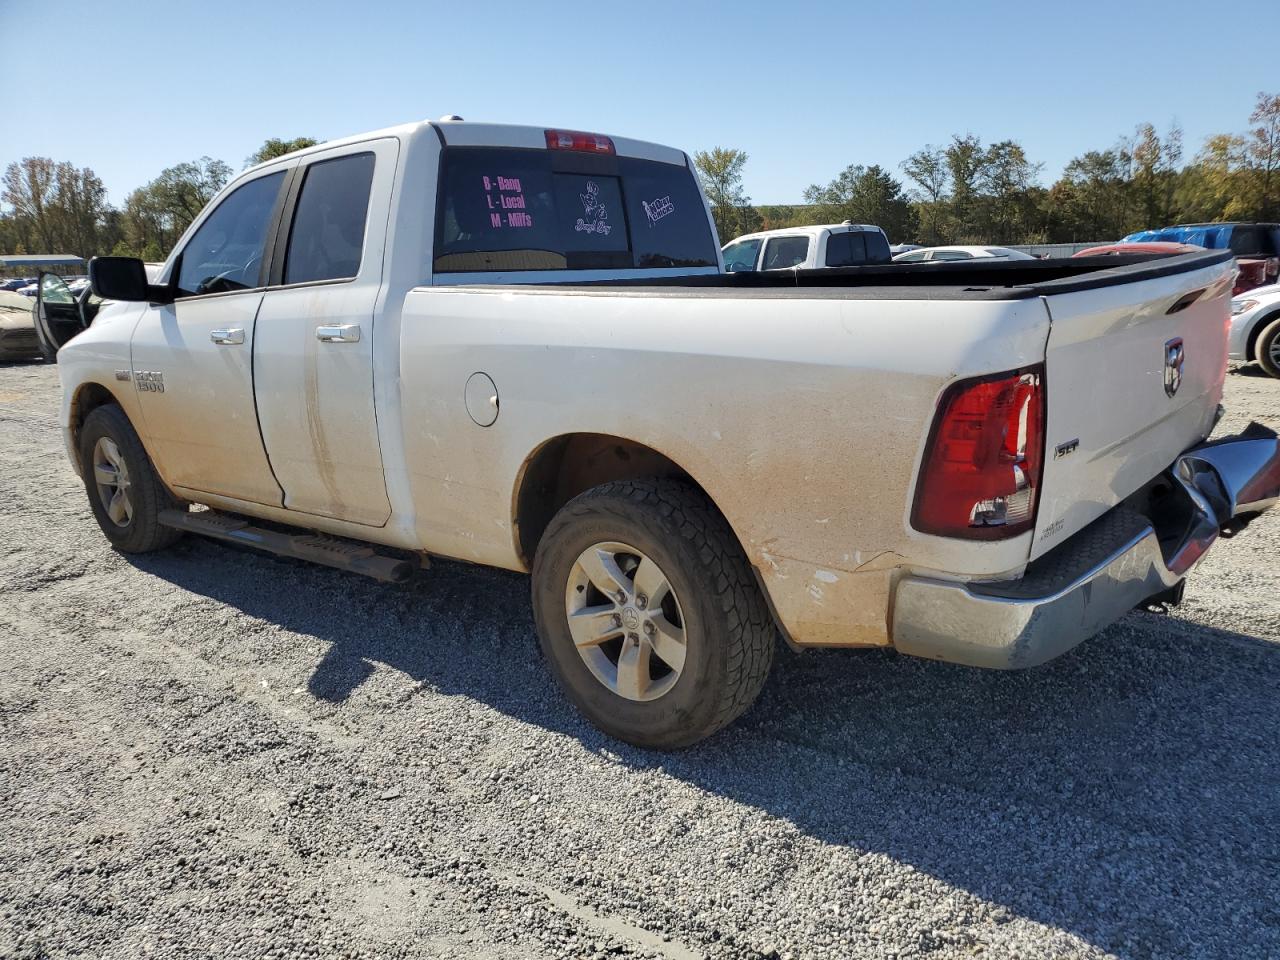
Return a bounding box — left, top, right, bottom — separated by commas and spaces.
1031, 255, 1234, 560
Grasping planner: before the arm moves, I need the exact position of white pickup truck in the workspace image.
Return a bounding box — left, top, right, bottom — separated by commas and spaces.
720, 223, 892, 272
49, 118, 1280, 748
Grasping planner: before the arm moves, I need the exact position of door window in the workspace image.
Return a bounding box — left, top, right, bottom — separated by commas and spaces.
39, 273, 75, 305
284, 153, 376, 284
894, 251, 927, 262
930, 250, 972, 261
762, 236, 809, 269
175, 171, 285, 297
722, 239, 761, 272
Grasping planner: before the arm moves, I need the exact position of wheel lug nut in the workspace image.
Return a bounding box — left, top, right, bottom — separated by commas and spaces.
612, 614, 622, 628
627, 633, 639, 643
643, 621, 655, 636
615, 590, 627, 604
635, 594, 647, 610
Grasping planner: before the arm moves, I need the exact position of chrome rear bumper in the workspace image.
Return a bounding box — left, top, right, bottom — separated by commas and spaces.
891, 423, 1280, 670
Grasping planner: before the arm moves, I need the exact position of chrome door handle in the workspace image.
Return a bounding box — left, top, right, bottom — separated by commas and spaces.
316, 324, 361, 343
210, 328, 245, 345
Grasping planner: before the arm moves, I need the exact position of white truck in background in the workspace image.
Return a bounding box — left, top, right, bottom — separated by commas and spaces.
721, 222, 892, 272
43, 117, 1280, 748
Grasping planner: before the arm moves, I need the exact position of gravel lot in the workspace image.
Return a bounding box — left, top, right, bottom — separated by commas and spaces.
1, 362, 1277, 960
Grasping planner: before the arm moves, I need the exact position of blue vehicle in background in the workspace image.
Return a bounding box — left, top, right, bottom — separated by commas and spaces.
1123, 222, 1280, 292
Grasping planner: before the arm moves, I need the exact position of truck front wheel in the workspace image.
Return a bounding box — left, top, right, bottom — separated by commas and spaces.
78, 404, 183, 554
531, 479, 774, 749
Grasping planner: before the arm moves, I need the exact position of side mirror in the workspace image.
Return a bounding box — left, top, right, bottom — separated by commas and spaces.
88, 256, 172, 303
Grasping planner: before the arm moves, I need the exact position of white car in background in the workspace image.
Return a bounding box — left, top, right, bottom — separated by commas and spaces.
721, 222, 892, 272
893, 245, 1037, 263
1229, 283, 1280, 378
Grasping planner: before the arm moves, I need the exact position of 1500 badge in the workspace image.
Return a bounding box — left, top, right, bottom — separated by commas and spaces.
135, 371, 165, 393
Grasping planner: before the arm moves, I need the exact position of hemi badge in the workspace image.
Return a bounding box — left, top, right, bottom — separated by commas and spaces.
1054, 438, 1079, 459
114, 369, 131, 381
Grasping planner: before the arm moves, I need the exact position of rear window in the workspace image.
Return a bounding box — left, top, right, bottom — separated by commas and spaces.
434, 147, 717, 273
864, 231, 891, 263
827, 230, 892, 266
824, 231, 863, 267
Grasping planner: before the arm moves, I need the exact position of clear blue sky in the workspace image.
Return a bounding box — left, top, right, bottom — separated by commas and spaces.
5, 0, 1272, 206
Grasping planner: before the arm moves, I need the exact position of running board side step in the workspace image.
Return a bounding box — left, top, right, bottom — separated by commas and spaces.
158, 509, 414, 584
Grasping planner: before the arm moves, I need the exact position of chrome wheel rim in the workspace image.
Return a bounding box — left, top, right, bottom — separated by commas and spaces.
1269, 334, 1280, 367
92, 437, 133, 528
564, 541, 687, 702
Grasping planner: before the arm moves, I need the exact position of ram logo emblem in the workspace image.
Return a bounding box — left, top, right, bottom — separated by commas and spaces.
1163, 338, 1184, 398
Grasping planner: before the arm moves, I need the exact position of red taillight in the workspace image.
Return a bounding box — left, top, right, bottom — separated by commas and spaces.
911, 368, 1045, 540
544, 129, 615, 155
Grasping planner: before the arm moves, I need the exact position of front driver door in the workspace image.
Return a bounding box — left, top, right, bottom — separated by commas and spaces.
129, 167, 291, 506
33, 272, 85, 361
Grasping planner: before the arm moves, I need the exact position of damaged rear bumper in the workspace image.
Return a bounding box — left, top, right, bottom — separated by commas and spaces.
891, 422, 1280, 670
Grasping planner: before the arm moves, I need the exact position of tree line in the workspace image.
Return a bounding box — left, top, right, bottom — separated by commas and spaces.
0, 138, 317, 264
3, 94, 1278, 262
695, 91, 1280, 245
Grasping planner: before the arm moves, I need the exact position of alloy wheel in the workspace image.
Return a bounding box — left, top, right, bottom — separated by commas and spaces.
92, 437, 133, 527
564, 541, 687, 701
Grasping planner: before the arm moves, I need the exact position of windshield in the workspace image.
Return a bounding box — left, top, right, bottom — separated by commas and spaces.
434, 147, 718, 273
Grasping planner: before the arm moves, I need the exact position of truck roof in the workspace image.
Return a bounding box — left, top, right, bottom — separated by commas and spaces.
726, 223, 886, 244
241, 118, 689, 179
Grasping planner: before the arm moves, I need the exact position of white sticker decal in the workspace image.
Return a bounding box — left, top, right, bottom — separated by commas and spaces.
642, 195, 675, 227
575, 181, 612, 235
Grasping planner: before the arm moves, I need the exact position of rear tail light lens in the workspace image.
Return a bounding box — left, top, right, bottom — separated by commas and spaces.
912, 368, 1045, 539
544, 129, 615, 155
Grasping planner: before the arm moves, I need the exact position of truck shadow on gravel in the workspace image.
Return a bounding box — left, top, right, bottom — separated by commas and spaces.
132, 542, 1280, 958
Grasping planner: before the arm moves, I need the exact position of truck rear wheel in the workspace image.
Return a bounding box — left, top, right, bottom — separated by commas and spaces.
531, 479, 774, 749
1256, 315, 1280, 379
78, 404, 183, 554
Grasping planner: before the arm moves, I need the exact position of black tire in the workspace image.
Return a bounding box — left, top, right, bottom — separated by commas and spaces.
531, 479, 774, 749
1256, 315, 1280, 380
78, 404, 183, 553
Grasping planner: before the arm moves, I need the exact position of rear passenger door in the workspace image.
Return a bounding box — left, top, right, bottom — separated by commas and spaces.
761, 235, 810, 270
253, 139, 397, 527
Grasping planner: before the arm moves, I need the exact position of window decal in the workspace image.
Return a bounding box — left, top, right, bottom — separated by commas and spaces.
483, 175, 534, 229
642, 195, 675, 228
574, 180, 612, 235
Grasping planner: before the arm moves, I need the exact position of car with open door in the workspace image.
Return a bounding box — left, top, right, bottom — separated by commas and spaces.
33, 271, 101, 362
0, 289, 43, 361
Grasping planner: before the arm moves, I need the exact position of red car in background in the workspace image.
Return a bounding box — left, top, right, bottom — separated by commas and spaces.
1073, 241, 1267, 296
